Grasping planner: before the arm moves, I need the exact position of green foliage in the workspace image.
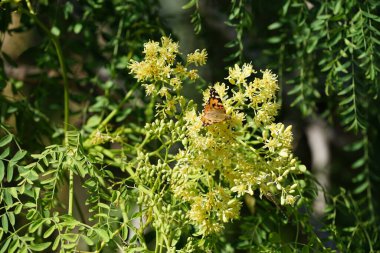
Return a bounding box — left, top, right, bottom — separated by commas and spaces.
270, 0, 379, 130
224, 0, 252, 64
266, 1, 380, 251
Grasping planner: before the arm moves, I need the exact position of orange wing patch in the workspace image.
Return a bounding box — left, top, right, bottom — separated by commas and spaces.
201, 88, 230, 126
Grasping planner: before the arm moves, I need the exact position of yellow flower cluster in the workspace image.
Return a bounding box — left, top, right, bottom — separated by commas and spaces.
188, 187, 241, 235
170, 64, 304, 234
129, 37, 207, 98
225, 66, 280, 127
187, 49, 208, 66
129, 37, 305, 238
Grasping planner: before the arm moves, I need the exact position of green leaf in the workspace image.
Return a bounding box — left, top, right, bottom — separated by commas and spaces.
95, 228, 110, 242
317, 14, 331, 20
267, 36, 282, 44
11, 150, 27, 162
1, 215, 8, 233
14, 203, 22, 215
352, 173, 365, 183
0, 237, 12, 253
3, 190, 12, 206
61, 216, 80, 227
24, 202, 37, 208
7, 212, 15, 226
288, 84, 302, 95
333, 0, 342, 15
0, 135, 12, 147
182, 0, 195, 9
344, 38, 356, 49
0, 160, 4, 181
369, 25, 380, 36
61, 243, 76, 250
93, 213, 109, 219
64, 2, 74, 18
339, 95, 354, 106
122, 225, 129, 240
282, 0, 290, 15
340, 104, 355, 116
25, 170, 39, 182
81, 235, 94, 246
338, 85, 353, 96
352, 157, 366, 169
97, 203, 110, 209
268, 22, 282, 30
306, 37, 318, 53
6, 162, 14, 182
19, 245, 27, 253
29, 242, 51, 251
52, 235, 61, 251
8, 187, 17, 198
353, 181, 369, 194
29, 219, 45, 233
86, 115, 102, 128
30, 153, 42, 159
302, 245, 310, 253
8, 239, 19, 253
0, 147, 10, 159
362, 11, 380, 22
61, 234, 79, 242
44, 225, 56, 238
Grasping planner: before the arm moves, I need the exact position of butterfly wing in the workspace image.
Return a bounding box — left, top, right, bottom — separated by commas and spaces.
201, 88, 230, 126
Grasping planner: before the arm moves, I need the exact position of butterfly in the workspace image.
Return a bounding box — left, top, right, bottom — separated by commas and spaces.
201, 88, 230, 126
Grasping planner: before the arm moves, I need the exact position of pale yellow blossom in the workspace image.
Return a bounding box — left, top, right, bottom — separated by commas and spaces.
187, 49, 208, 66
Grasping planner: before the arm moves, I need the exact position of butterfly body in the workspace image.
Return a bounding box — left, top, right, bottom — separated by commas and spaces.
201, 88, 230, 126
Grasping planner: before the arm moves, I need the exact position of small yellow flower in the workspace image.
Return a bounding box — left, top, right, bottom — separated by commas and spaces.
143, 40, 160, 59
92, 130, 104, 145
174, 63, 187, 76
230, 111, 245, 127
187, 49, 208, 66
161, 36, 179, 55
142, 83, 156, 96
188, 69, 199, 80
213, 82, 228, 99
184, 109, 198, 123
170, 77, 182, 91
285, 195, 296, 205
226, 63, 254, 85
232, 90, 246, 105
158, 87, 170, 97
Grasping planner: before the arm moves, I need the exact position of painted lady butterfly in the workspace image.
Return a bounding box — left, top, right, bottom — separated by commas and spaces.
201, 88, 230, 126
